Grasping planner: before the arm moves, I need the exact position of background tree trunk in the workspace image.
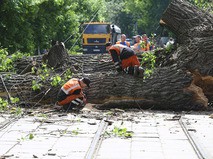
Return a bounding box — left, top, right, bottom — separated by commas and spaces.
0, 0, 212, 110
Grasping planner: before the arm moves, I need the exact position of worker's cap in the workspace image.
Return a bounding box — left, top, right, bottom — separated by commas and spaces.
135, 35, 142, 39
133, 35, 142, 39
82, 77, 91, 88
105, 42, 112, 47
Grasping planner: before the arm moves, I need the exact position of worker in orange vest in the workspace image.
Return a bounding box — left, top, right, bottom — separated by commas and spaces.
57, 77, 91, 111
133, 35, 142, 53
116, 34, 130, 47
106, 42, 144, 77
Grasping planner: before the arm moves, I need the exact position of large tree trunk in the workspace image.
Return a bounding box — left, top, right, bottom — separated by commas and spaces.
159, 0, 213, 106
0, 0, 212, 110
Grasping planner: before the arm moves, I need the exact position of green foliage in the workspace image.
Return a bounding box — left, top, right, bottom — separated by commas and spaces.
32, 80, 42, 91
0, 0, 36, 53
105, 0, 172, 36
0, 48, 13, 72
140, 41, 146, 49
0, 0, 106, 54
110, 126, 133, 138
19, 133, 35, 141
31, 67, 37, 74
141, 51, 156, 78
10, 107, 23, 116
189, 0, 213, 11
31, 64, 73, 91
104, 0, 126, 32
11, 51, 30, 61
51, 75, 62, 87
149, 33, 156, 46
72, 128, 80, 135
63, 69, 72, 81
0, 48, 30, 72
29, 133, 34, 140
31, 63, 49, 91
34, 0, 79, 52
10, 97, 20, 104
36, 63, 50, 82
0, 0, 211, 54
0, 97, 22, 115
60, 129, 68, 135
165, 43, 174, 53
68, 45, 82, 54
0, 97, 9, 111
37, 113, 48, 118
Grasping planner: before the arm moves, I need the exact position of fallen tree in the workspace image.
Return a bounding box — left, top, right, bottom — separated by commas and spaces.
0, 0, 212, 110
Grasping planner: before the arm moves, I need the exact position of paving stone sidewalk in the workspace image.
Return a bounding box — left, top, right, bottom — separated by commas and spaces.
0, 109, 213, 159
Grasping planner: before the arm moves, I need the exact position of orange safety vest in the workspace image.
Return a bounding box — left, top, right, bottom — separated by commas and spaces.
108, 44, 139, 69
61, 78, 82, 95
58, 78, 85, 106
116, 41, 130, 47
108, 44, 126, 55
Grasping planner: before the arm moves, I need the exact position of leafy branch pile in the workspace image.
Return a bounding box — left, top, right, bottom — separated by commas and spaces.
0, 48, 30, 72
141, 51, 156, 78
0, 97, 22, 115
0, 48, 73, 113
31, 63, 72, 91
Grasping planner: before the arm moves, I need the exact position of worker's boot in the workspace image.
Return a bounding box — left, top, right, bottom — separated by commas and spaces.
72, 103, 85, 112
63, 103, 73, 112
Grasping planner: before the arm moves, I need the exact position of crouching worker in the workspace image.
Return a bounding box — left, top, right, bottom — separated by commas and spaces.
57, 77, 91, 111
106, 42, 144, 78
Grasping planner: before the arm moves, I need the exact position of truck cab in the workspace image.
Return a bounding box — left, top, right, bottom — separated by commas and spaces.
82, 22, 121, 54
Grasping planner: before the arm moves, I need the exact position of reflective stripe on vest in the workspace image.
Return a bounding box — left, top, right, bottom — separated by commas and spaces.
71, 100, 79, 105
75, 98, 83, 104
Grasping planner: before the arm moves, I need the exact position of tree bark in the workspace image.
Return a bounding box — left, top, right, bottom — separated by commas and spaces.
42, 42, 69, 68
160, 0, 213, 106
0, 0, 212, 110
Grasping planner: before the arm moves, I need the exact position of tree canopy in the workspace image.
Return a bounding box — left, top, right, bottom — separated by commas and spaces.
0, 0, 212, 54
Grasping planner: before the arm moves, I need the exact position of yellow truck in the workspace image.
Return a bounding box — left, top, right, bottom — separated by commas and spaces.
82, 22, 121, 54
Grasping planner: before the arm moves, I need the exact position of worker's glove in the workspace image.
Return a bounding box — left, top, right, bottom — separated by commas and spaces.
83, 98, 87, 105
133, 66, 139, 77
81, 92, 87, 98
133, 66, 144, 78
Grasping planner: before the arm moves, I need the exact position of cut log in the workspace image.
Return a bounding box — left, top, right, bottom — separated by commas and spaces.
0, 0, 212, 110
42, 42, 69, 68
